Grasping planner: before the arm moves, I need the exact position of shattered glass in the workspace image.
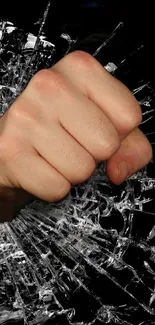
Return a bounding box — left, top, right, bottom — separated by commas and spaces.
0, 2, 155, 324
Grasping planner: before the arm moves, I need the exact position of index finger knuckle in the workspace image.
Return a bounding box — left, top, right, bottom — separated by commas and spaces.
31, 68, 68, 95
65, 50, 96, 70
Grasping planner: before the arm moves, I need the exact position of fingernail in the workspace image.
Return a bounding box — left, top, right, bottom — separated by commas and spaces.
119, 160, 130, 180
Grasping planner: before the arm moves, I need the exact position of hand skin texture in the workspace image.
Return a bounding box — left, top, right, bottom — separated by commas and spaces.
0, 51, 152, 222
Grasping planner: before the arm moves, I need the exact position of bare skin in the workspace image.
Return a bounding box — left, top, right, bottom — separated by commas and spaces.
0, 51, 153, 221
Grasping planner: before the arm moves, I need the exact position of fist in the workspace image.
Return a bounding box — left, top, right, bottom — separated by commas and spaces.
0, 51, 152, 205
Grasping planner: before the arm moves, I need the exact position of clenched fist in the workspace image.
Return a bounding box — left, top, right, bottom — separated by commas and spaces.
0, 51, 152, 218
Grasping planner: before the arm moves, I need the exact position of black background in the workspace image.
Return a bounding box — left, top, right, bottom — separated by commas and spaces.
0, 0, 154, 84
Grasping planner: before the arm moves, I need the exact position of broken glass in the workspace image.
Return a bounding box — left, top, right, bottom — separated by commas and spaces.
0, 2, 155, 324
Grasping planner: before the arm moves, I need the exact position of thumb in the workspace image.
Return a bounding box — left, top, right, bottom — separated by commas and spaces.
106, 128, 153, 185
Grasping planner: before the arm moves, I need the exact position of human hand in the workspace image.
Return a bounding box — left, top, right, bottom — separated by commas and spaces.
0, 51, 152, 219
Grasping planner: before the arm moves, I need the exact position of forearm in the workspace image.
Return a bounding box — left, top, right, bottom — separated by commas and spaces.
0, 187, 34, 222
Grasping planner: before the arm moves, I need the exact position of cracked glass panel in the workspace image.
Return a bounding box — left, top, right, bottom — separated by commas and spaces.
0, 2, 155, 324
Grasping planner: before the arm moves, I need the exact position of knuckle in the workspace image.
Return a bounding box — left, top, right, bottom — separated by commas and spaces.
32, 69, 51, 87
66, 50, 95, 69
53, 180, 71, 201
32, 68, 67, 94
129, 111, 142, 130
73, 157, 96, 184
8, 99, 23, 121
8, 99, 33, 124
94, 116, 120, 161
125, 103, 142, 132
94, 130, 120, 161
103, 137, 120, 160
